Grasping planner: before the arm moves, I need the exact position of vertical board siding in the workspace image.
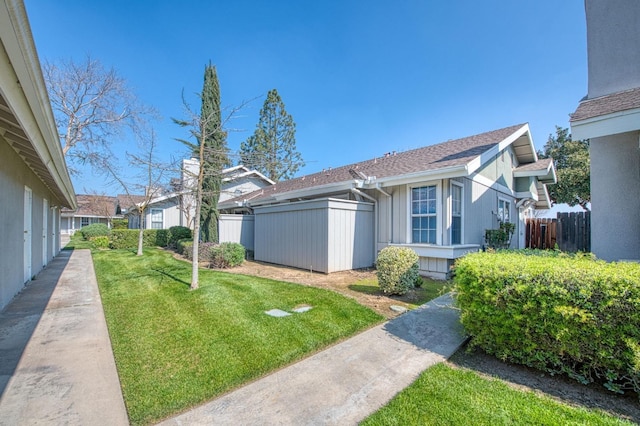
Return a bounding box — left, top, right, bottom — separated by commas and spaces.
254, 199, 373, 273
219, 215, 255, 250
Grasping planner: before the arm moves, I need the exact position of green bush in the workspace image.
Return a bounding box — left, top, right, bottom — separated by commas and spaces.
80, 223, 110, 240
168, 226, 192, 247
376, 246, 421, 295
109, 229, 170, 249
90, 236, 110, 249
211, 242, 245, 268
111, 218, 128, 229
176, 239, 193, 255
454, 250, 640, 394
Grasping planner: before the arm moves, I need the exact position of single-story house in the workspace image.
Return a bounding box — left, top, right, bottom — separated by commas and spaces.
570, 0, 640, 262
128, 161, 273, 229
0, 0, 76, 310
220, 123, 556, 278
60, 193, 144, 234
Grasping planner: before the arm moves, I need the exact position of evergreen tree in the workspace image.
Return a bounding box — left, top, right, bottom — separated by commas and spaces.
198, 63, 228, 243
538, 126, 590, 211
240, 89, 304, 181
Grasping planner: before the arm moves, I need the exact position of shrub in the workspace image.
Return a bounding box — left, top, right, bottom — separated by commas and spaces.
182, 241, 215, 262
109, 229, 170, 249
80, 223, 110, 240
454, 250, 640, 394
89, 236, 110, 249
210, 242, 245, 268
111, 218, 128, 229
176, 239, 193, 255
376, 246, 421, 295
168, 226, 192, 247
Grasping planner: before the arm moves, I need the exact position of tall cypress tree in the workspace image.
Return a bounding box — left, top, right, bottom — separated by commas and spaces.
240, 89, 304, 181
199, 63, 227, 242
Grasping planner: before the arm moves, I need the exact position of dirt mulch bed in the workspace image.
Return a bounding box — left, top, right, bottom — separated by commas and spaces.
224, 260, 424, 319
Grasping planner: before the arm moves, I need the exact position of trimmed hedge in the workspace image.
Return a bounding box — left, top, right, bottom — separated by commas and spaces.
176, 239, 193, 255
90, 236, 110, 249
376, 246, 421, 295
168, 226, 192, 248
211, 242, 245, 268
454, 250, 640, 394
80, 223, 110, 240
109, 229, 169, 249
111, 218, 128, 229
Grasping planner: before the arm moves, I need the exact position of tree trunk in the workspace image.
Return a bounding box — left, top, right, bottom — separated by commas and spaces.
137, 209, 144, 256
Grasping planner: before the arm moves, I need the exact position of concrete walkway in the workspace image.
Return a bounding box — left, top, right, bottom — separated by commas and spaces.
0, 246, 467, 426
159, 293, 466, 426
0, 249, 128, 426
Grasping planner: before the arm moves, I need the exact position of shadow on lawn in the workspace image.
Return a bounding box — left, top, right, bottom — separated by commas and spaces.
449, 344, 640, 424
151, 268, 191, 287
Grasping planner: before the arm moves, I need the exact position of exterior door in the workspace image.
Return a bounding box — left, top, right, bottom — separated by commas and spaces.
43, 198, 48, 267
24, 186, 32, 283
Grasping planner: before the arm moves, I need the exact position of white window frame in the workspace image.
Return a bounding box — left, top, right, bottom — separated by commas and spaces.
407, 181, 442, 245
81, 217, 89, 227
150, 208, 164, 229
497, 197, 512, 223
450, 181, 464, 245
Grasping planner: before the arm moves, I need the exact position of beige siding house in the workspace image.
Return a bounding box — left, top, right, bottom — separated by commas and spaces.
221, 123, 556, 278
0, 0, 76, 310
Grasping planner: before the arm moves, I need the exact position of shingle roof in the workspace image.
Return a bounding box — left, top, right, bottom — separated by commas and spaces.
61, 193, 146, 216
223, 123, 527, 206
571, 87, 640, 122
514, 158, 552, 173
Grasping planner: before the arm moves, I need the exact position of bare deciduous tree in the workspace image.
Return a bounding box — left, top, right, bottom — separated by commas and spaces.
174, 96, 250, 290
43, 55, 155, 172
99, 129, 170, 256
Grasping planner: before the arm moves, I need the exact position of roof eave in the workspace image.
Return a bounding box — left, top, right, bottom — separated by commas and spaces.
570, 107, 640, 141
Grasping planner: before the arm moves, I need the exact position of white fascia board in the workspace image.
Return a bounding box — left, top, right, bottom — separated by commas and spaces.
514, 162, 557, 184
571, 108, 640, 141
222, 169, 275, 185
374, 165, 467, 187
0, 0, 76, 208
467, 124, 532, 174
270, 181, 358, 201
535, 183, 552, 209
141, 191, 188, 207
515, 191, 539, 202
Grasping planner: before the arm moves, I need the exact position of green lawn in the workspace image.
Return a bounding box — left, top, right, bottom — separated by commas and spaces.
92, 248, 383, 425
62, 232, 92, 250
362, 363, 632, 425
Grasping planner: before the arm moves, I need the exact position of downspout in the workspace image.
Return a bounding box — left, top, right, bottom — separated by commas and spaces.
351, 188, 378, 263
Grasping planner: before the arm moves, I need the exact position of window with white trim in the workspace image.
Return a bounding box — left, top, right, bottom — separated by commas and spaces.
81, 217, 89, 227
451, 182, 463, 244
411, 185, 437, 244
498, 198, 511, 223
150, 208, 163, 229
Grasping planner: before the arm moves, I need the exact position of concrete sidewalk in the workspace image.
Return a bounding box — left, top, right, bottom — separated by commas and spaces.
159, 293, 466, 426
0, 249, 128, 426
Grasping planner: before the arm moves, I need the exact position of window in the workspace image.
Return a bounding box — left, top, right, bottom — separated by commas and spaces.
498, 198, 511, 223
81, 217, 89, 227
151, 209, 163, 229
411, 185, 437, 244
451, 183, 463, 244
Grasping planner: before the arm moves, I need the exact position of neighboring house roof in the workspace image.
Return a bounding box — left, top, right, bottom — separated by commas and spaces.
61, 194, 118, 217
513, 158, 556, 184
222, 123, 553, 208
0, 0, 75, 209
61, 193, 145, 217
570, 87, 640, 122
570, 87, 640, 141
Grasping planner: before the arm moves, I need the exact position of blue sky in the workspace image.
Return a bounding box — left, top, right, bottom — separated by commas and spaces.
26, 1, 587, 194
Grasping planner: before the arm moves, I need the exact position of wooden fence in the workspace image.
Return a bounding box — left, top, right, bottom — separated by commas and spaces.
525, 211, 591, 253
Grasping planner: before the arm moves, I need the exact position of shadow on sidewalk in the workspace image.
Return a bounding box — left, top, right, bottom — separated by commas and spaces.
0, 251, 71, 396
